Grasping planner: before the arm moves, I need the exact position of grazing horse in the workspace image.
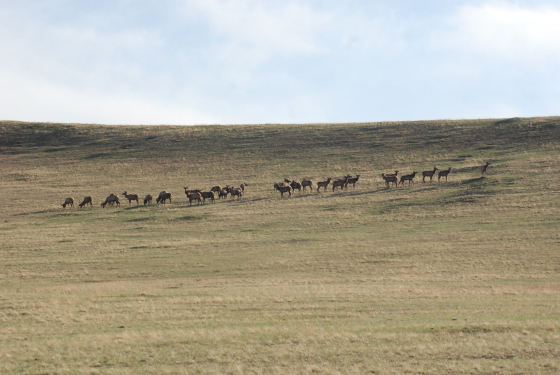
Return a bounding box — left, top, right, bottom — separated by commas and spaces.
101, 194, 120, 208
78, 196, 93, 208
156, 192, 172, 204
61, 197, 74, 209
144, 194, 152, 205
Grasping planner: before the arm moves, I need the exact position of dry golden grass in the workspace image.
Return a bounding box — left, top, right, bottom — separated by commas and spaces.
0, 117, 559, 374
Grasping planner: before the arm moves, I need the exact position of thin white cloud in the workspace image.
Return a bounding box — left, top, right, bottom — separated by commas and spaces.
183, 0, 330, 58
486, 103, 522, 118
180, 0, 404, 65
0, 68, 216, 125
0, 2, 216, 124
438, 4, 560, 63
0, 1, 559, 125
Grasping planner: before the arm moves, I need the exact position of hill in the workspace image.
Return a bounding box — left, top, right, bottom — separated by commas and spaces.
1, 117, 559, 374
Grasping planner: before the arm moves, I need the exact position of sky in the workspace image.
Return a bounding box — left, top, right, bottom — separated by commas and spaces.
0, 0, 559, 125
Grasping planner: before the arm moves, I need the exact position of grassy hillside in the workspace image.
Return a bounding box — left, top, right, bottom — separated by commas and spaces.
1, 117, 559, 374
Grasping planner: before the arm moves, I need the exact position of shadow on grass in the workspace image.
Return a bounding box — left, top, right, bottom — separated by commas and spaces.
14, 209, 58, 216
244, 196, 276, 203
82, 152, 111, 159
214, 196, 275, 204
176, 215, 202, 221
323, 186, 392, 198
459, 176, 508, 188
123, 205, 144, 210
127, 217, 153, 223
453, 166, 485, 174
14, 207, 99, 216
460, 177, 488, 185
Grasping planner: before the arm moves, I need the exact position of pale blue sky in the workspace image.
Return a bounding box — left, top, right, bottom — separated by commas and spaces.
1, 0, 559, 125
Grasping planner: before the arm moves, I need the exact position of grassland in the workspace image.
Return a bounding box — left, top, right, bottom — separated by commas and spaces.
0, 117, 559, 374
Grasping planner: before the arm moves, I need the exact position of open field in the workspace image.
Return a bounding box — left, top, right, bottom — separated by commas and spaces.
1, 117, 560, 374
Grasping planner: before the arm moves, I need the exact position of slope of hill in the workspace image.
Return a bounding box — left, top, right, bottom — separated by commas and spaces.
1, 117, 559, 374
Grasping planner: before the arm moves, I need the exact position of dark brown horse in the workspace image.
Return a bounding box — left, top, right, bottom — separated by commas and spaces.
438, 168, 451, 182
187, 192, 201, 205
382, 173, 398, 188
302, 179, 313, 192
122, 191, 139, 205
200, 191, 215, 204
481, 161, 491, 176
345, 175, 360, 188
317, 178, 331, 192
422, 167, 438, 182
332, 176, 350, 192
277, 185, 292, 198
78, 196, 93, 208
399, 172, 417, 186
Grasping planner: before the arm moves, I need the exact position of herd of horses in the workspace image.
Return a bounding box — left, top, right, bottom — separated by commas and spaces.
380, 167, 450, 188
273, 175, 361, 198
60, 162, 491, 208
272, 161, 490, 197
61, 184, 247, 209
